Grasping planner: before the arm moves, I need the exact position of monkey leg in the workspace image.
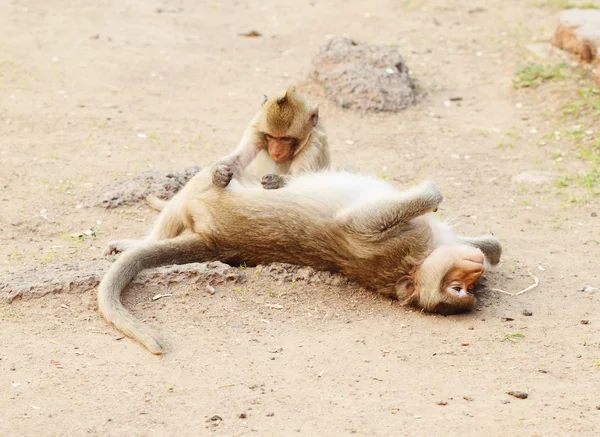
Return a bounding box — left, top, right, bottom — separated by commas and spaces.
458, 235, 502, 266
339, 181, 443, 235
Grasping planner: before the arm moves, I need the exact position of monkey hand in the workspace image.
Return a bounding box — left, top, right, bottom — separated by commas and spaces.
212, 164, 234, 188
261, 173, 284, 190
416, 180, 443, 212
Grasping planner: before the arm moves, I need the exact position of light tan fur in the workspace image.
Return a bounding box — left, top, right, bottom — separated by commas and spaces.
99, 168, 502, 354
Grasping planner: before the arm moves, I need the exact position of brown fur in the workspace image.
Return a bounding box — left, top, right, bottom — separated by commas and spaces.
99, 168, 501, 354
551, 24, 597, 63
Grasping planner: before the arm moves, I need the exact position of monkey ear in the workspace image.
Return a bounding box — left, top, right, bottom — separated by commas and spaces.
395, 276, 418, 305
262, 94, 268, 106
309, 104, 319, 127
277, 86, 296, 105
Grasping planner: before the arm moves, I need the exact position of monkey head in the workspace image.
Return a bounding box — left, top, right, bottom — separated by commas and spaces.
397, 244, 485, 315
259, 86, 319, 164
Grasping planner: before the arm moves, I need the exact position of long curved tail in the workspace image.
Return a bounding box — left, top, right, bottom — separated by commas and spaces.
97, 234, 215, 354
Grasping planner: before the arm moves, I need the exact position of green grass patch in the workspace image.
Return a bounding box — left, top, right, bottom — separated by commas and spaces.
513, 62, 570, 88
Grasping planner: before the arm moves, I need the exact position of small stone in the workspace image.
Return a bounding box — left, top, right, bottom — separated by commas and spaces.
591, 212, 597, 217
436, 400, 448, 406
206, 284, 216, 295
10, 364, 16, 371
208, 415, 222, 422
507, 391, 528, 399
501, 399, 511, 404
266, 412, 275, 417
581, 284, 599, 292
522, 309, 533, 316
238, 413, 247, 419
581, 319, 589, 325
501, 317, 514, 322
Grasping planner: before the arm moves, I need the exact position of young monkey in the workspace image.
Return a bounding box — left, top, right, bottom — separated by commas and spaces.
146, 86, 330, 211
99, 168, 502, 354
213, 85, 330, 190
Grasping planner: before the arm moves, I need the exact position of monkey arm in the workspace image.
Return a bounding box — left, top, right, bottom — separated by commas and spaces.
218, 126, 263, 174
338, 181, 443, 235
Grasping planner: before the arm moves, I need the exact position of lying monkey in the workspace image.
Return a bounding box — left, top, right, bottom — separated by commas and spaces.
99, 168, 502, 354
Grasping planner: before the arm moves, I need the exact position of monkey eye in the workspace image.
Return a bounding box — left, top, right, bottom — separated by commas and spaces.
446, 283, 469, 296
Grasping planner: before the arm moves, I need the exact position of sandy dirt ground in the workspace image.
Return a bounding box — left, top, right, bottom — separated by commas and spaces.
1, 0, 599, 436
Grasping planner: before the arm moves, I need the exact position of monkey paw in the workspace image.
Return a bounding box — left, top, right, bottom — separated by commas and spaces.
261, 173, 284, 190
212, 164, 234, 188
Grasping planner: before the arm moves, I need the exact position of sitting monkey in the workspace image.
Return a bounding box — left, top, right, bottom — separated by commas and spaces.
99, 168, 502, 354
147, 86, 330, 211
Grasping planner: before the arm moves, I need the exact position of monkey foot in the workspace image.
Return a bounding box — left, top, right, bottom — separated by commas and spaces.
102, 239, 144, 256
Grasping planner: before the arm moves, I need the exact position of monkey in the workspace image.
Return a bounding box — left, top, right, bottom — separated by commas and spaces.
98, 167, 502, 354
213, 85, 330, 191
144, 86, 330, 213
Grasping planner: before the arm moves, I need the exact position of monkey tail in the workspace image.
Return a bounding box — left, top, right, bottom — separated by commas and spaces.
97, 234, 214, 355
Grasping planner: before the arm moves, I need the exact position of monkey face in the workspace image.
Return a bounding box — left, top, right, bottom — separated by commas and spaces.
264, 134, 299, 164
401, 245, 484, 315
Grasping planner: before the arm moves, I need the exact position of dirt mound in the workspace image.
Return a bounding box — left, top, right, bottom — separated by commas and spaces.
86, 166, 201, 209
0, 261, 352, 303
310, 37, 416, 112
0, 260, 245, 303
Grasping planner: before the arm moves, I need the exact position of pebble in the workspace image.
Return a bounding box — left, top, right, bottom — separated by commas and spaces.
501, 399, 511, 404
266, 412, 275, 417
507, 391, 528, 399
581, 319, 589, 325
238, 413, 247, 419
522, 309, 533, 316
10, 364, 16, 371
581, 284, 599, 292
206, 284, 216, 295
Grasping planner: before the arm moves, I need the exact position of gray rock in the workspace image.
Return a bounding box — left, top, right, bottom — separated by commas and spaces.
310, 37, 416, 112
560, 9, 600, 44
87, 166, 201, 209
